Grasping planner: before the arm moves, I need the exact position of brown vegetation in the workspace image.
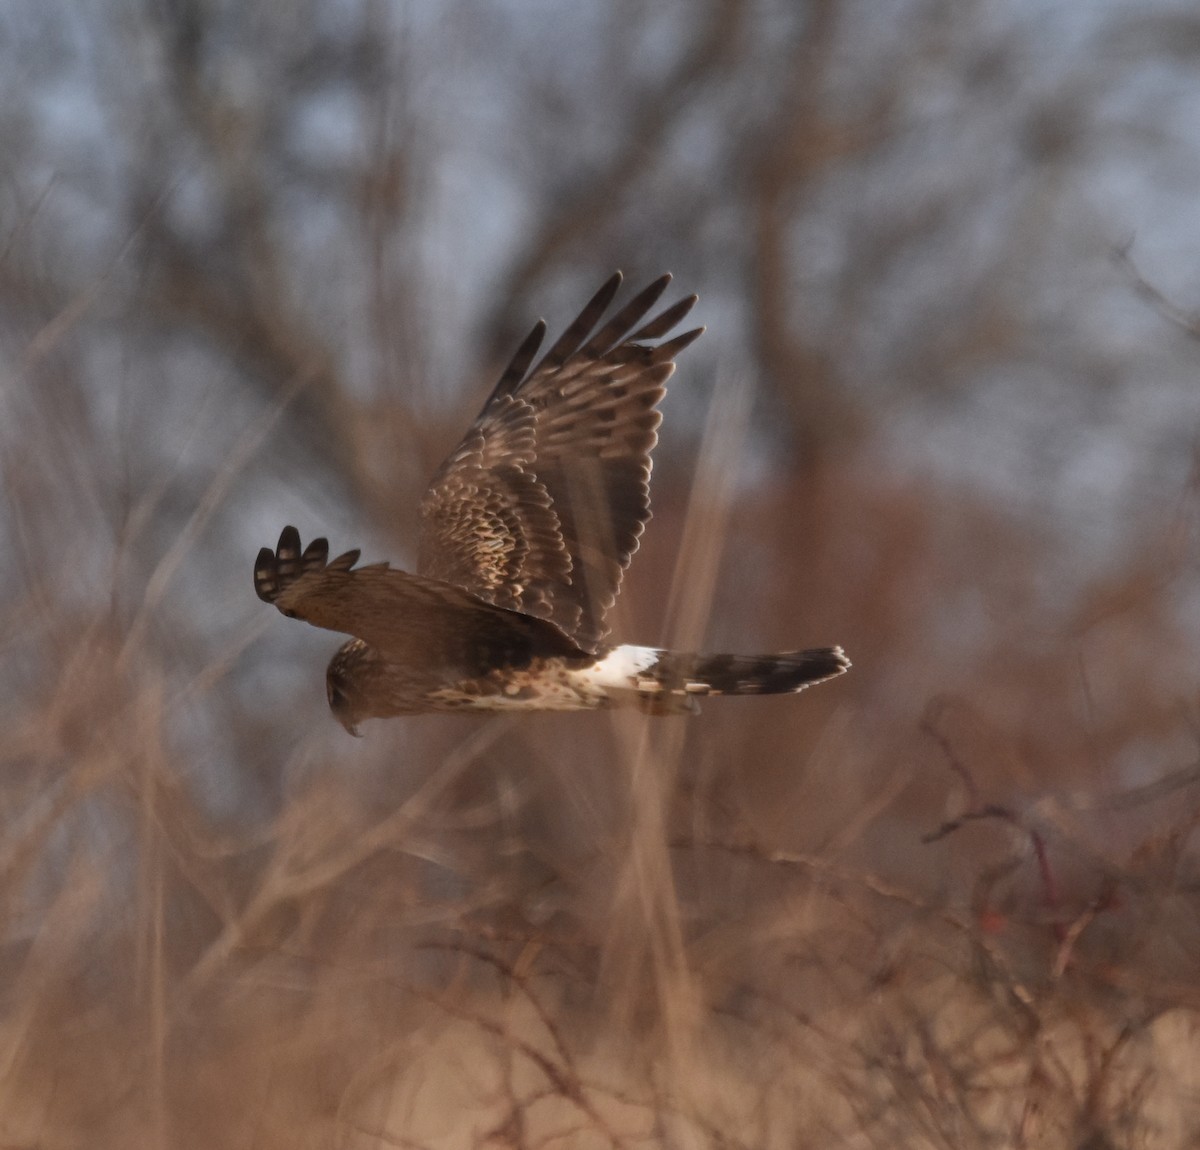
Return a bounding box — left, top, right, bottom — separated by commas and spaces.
3, 2, 1200, 1147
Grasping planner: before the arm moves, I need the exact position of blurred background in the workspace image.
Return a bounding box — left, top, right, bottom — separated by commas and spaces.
4, 1, 1200, 1146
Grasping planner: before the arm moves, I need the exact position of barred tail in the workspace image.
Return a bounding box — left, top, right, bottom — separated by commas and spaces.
652, 647, 850, 697
586, 645, 850, 713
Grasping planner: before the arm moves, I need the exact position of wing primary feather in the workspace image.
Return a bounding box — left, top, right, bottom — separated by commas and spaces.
275, 526, 306, 581
488, 319, 547, 403
579, 274, 673, 357
301, 537, 329, 570
254, 548, 279, 602
628, 293, 698, 342
529, 271, 623, 377
327, 549, 361, 572
647, 326, 706, 363
277, 525, 301, 560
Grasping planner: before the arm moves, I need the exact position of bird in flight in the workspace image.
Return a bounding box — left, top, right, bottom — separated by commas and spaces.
255, 273, 849, 734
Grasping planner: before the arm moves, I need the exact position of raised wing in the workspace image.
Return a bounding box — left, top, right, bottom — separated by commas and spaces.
255, 526, 586, 669
418, 272, 703, 652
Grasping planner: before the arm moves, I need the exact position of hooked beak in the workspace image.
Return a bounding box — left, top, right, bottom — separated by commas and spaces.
338, 716, 362, 738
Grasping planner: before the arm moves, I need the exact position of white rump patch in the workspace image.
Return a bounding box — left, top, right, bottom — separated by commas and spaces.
575, 645, 662, 693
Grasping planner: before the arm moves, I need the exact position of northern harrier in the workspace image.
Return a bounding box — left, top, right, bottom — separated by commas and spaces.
255, 273, 849, 734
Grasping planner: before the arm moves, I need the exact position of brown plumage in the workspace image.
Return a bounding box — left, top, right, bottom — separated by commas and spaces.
255, 273, 849, 733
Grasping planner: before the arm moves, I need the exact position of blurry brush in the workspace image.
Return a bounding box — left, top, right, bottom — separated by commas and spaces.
600, 366, 753, 1060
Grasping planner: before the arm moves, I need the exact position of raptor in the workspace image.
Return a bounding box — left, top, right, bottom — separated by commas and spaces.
255, 273, 849, 733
